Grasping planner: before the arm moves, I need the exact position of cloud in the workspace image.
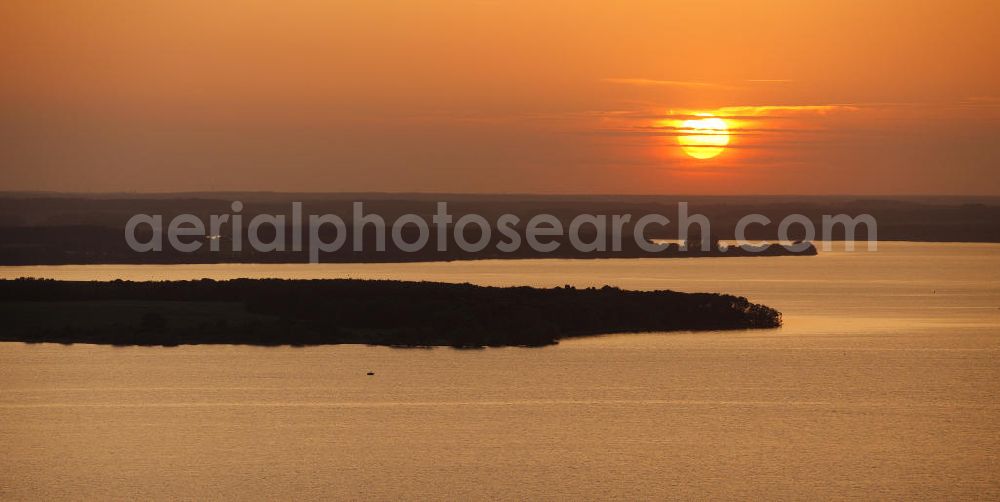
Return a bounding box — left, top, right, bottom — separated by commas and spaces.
641, 125, 816, 135
715, 104, 859, 116
585, 105, 860, 122
602, 78, 738, 90
960, 96, 1000, 107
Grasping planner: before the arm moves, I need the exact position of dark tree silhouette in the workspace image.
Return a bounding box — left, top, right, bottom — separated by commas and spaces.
0, 278, 781, 347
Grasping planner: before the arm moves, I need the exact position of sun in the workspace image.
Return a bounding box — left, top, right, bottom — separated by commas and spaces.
678, 115, 730, 159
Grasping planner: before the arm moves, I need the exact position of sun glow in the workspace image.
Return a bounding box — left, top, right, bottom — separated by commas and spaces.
678, 115, 730, 159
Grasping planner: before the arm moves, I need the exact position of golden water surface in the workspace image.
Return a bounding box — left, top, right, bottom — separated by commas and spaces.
1, 242, 998, 499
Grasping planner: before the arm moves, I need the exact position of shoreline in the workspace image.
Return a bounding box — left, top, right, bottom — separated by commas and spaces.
0, 242, 817, 267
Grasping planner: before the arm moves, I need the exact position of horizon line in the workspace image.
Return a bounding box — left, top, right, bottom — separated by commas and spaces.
1, 190, 999, 201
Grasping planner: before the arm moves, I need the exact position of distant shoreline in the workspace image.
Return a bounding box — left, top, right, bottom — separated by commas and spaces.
0, 242, 818, 266
3, 196, 998, 259
0, 278, 781, 348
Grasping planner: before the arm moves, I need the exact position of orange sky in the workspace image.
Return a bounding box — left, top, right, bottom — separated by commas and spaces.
2, 0, 999, 194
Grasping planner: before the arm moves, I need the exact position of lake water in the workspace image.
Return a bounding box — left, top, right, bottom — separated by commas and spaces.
1, 242, 998, 499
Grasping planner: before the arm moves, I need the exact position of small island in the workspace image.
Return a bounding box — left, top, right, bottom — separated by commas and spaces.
0, 278, 781, 347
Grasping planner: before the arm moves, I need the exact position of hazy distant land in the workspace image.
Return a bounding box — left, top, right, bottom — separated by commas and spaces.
5, 193, 998, 264
0, 278, 781, 347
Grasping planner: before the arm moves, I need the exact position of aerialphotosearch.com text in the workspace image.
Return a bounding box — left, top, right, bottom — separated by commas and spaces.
125, 201, 878, 263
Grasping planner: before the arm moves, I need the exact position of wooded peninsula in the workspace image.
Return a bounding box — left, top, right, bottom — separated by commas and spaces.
0, 278, 781, 347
